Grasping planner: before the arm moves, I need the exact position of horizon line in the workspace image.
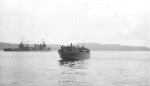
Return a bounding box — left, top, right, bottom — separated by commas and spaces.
0, 41, 149, 48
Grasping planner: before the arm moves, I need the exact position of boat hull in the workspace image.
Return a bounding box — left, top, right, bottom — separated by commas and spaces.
4, 49, 51, 52
58, 52, 90, 60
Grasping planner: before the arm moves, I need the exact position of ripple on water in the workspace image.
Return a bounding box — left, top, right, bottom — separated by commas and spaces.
0, 51, 150, 86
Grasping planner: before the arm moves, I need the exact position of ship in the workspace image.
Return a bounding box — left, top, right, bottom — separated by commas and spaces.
58, 43, 91, 60
4, 41, 51, 51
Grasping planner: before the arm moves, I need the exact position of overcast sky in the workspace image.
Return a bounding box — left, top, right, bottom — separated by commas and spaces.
0, 0, 150, 47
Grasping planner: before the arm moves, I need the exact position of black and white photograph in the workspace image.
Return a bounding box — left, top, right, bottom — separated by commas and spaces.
0, 0, 150, 86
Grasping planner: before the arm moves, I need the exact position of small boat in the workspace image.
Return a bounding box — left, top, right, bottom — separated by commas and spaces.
58, 43, 91, 60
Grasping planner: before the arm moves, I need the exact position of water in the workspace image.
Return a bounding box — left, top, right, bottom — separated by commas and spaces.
0, 51, 150, 86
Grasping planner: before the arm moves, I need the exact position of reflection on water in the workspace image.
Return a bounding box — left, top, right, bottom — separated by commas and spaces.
58, 59, 90, 86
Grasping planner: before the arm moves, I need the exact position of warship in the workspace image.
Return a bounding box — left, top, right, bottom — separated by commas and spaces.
58, 43, 90, 60
4, 41, 51, 51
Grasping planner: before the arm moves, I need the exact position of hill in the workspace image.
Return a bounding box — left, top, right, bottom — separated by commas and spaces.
77, 43, 150, 51
0, 42, 150, 51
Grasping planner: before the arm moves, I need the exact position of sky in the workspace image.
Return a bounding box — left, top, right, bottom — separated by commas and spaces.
0, 0, 150, 47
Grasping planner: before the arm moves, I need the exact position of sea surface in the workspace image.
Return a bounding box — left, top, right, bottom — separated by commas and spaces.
0, 51, 150, 86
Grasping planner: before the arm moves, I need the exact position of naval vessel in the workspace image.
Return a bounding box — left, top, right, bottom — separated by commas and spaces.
4, 41, 51, 51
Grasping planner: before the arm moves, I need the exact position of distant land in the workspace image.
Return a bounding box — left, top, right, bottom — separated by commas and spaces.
0, 42, 150, 51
